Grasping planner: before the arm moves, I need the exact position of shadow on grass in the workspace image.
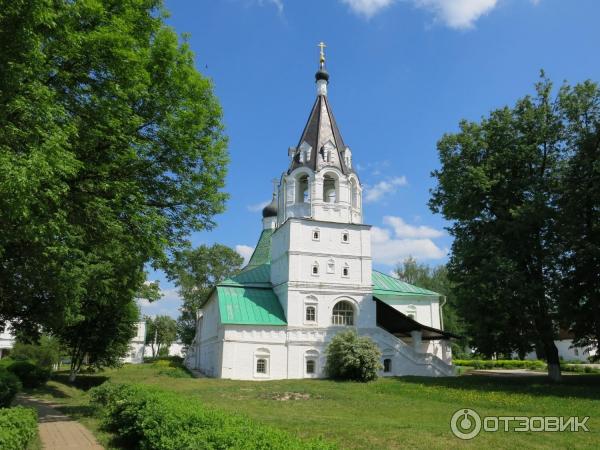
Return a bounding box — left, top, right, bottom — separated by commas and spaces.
52, 373, 109, 391
397, 373, 600, 401
27, 383, 70, 399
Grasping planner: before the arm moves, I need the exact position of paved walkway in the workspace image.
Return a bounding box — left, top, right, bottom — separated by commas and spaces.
16, 395, 103, 450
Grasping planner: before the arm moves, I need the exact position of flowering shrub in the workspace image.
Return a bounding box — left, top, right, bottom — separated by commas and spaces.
325, 330, 382, 382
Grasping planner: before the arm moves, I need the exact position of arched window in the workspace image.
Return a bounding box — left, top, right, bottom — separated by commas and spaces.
342, 263, 349, 278
350, 179, 358, 209
323, 174, 337, 203
312, 262, 319, 276
306, 306, 316, 322
312, 228, 320, 241
296, 174, 309, 203
332, 301, 354, 326
255, 348, 270, 377
305, 350, 319, 376
383, 358, 392, 373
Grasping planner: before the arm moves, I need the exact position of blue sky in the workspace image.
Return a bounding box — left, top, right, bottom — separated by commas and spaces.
142, 0, 600, 317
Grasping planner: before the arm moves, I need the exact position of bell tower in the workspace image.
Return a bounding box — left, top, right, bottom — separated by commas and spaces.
277, 43, 363, 226
270, 44, 374, 329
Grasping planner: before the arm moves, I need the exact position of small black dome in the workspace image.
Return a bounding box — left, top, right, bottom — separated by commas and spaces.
262, 196, 278, 218
315, 68, 329, 82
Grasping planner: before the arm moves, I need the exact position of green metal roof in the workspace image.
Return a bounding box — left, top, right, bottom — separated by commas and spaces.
372, 270, 441, 297
220, 264, 271, 288
217, 286, 287, 326
243, 229, 273, 270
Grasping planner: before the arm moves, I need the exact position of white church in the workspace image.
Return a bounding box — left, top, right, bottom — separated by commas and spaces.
184, 47, 458, 380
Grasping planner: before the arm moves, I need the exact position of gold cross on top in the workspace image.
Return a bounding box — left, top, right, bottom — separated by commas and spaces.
318, 41, 326, 67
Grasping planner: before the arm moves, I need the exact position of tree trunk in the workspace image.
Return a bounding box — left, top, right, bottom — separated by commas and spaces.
544, 339, 561, 381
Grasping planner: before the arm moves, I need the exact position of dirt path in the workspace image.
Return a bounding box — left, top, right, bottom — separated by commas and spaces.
16, 394, 103, 450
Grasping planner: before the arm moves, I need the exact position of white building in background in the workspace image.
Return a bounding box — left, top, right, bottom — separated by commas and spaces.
184, 48, 459, 380
0, 325, 15, 359
123, 321, 146, 364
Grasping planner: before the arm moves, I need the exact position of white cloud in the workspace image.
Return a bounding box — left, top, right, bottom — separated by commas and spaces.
371, 217, 447, 265
341, 0, 505, 29
235, 244, 255, 265
383, 215, 444, 238
340, 0, 395, 18
414, 0, 498, 29
247, 200, 270, 212
364, 176, 407, 203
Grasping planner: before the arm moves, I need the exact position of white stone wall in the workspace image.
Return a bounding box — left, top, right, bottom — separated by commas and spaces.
523, 339, 598, 362
204, 325, 454, 380
381, 296, 442, 329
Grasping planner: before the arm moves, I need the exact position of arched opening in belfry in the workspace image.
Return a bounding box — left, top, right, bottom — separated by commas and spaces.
296, 174, 309, 203
323, 174, 338, 203
350, 178, 358, 209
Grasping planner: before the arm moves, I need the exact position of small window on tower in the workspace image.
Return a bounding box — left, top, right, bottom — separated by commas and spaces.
312, 229, 320, 241
342, 265, 349, 278
312, 263, 319, 276
342, 231, 349, 243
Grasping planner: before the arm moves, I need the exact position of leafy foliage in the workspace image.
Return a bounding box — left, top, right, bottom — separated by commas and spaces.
90, 382, 336, 450
6, 360, 50, 388
430, 74, 576, 378
0, 0, 228, 357
10, 335, 63, 369
453, 359, 546, 370
145, 315, 178, 358
167, 244, 243, 345
0, 369, 21, 407
0, 406, 37, 449
325, 330, 382, 382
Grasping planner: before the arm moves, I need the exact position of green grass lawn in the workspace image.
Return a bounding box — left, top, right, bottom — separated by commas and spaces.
28, 364, 600, 449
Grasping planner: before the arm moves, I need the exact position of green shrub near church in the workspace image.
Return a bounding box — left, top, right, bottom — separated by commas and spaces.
90, 382, 335, 450
325, 330, 382, 382
453, 359, 546, 370
6, 360, 51, 388
0, 406, 38, 449
0, 369, 21, 407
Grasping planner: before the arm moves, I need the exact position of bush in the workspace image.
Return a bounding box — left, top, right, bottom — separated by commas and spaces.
325, 330, 382, 382
562, 364, 600, 374
453, 359, 546, 370
0, 406, 38, 449
7, 361, 51, 388
0, 369, 21, 407
90, 382, 335, 450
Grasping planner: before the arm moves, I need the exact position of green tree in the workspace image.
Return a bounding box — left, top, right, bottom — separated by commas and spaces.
557, 81, 600, 359
325, 330, 382, 382
0, 0, 228, 366
145, 315, 177, 358
10, 335, 63, 369
430, 75, 565, 380
394, 257, 468, 357
168, 244, 243, 345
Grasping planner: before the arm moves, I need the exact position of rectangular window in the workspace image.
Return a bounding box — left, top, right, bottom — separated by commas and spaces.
342, 266, 349, 277
342, 232, 349, 243
312, 230, 320, 241
306, 306, 316, 322
383, 358, 392, 373
306, 359, 315, 374
256, 358, 267, 374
